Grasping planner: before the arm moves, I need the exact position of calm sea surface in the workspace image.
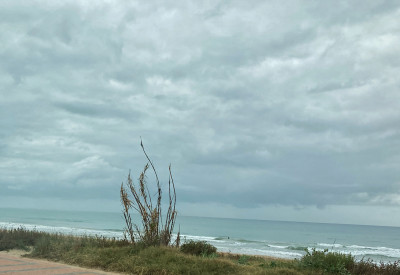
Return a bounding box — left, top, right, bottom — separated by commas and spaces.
1, 208, 399, 263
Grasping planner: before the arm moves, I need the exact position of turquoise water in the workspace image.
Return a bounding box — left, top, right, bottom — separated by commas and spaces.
1, 208, 400, 262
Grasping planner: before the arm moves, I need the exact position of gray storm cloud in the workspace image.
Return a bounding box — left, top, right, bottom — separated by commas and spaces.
1, 1, 400, 222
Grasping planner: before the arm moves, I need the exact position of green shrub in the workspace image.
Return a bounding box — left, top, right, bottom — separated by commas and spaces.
300, 248, 354, 274
180, 240, 217, 256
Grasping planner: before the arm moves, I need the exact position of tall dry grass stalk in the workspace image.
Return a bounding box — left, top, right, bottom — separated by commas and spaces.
120, 140, 180, 247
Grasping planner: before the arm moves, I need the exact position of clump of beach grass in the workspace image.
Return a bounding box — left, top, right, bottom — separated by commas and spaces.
0, 227, 40, 251
120, 140, 180, 247
349, 258, 400, 275
180, 240, 217, 256
300, 248, 354, 274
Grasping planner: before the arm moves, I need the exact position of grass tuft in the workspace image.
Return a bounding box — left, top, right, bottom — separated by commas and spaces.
300, 248, 354, 274
180, 240, 217, 256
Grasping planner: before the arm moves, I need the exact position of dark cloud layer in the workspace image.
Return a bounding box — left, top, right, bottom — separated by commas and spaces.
1, 1, 400, 224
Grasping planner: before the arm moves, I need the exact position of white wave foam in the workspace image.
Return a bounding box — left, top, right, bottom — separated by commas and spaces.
314, 242, 400, 259
318, 243, 343, 248
180, 234, 217, 242
268, 244, 289, 249
217, 247, 303, 259
347, 245, 369, 249
341, 246, 400, 258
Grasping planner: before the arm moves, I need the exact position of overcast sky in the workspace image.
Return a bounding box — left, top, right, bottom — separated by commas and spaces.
1, 0, 400, 226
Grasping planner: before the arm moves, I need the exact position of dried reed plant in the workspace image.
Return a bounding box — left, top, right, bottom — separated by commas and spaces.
120, 140, 180, 247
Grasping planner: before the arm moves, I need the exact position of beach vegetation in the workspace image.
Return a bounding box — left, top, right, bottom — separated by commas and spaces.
120, 140, 180, 247
299, 247, 400, 275
0, 227, 41, 251
238, 254, 250, 265
300, 248, 354, 274
180, 240, 217, 256
203, 252, 219, 259
350, 258, 400, 275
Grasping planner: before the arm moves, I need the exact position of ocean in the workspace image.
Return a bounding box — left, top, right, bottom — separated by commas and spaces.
1, 208, 399, 263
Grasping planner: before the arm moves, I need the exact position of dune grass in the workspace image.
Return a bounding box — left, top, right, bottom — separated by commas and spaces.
2, 228, 400, 274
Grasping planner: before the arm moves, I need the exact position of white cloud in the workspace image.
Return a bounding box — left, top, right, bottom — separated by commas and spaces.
0, 0, 400, 226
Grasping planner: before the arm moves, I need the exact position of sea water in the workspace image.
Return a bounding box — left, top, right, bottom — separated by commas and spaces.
1, 208, 399, 263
